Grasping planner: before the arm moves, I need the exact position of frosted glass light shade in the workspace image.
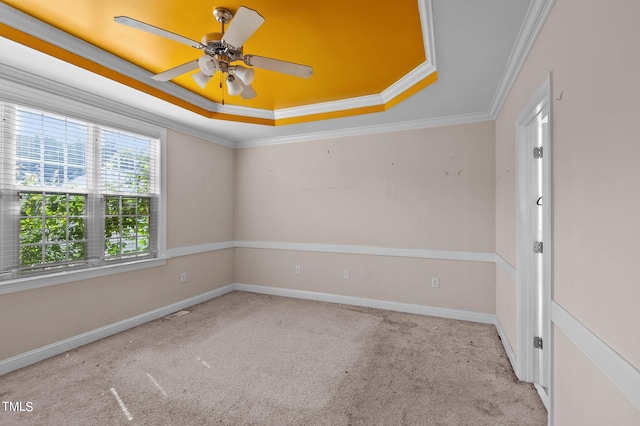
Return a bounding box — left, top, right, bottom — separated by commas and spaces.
226, 76, 244, 96
192, 71, 211, 89
198, 55, 217, 76
234, 66, 255, 85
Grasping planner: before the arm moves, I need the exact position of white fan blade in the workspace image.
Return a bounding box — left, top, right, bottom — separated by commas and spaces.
152, 60, 199, 81
243, 55, 313, 78
240, 82, 257, 99
221, 7, 264, 49
114, 16, 203, 49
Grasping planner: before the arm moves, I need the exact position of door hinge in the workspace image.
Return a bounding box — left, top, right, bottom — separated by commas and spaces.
533, 241, 543, 253
534, 147, 543, 159
534, 336, 543, 350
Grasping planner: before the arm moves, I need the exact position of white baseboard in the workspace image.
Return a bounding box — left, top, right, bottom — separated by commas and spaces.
234, 283, 496, 324
1, 282, 497, 376
0, 284, 235, 376
534, 383, 550, 411
494, 318, 518, 375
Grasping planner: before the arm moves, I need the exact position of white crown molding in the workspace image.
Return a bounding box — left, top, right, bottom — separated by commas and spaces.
0, 63, 236, 148
274, 94, 383, 120
0, 1, 437, 124
382, 62, 437, 104
275, 0, 436, 121
0, 3, 217, 113
552, 301, 640, 411
274, 63, 437, 121
235, 283, 496, 324
489, 0, 556, 119
419, 0, 437, 70
0, 1, 276, 124
236, 111, 493, 148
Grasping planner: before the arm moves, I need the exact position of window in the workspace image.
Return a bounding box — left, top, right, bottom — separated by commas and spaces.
1, 103, 161, 279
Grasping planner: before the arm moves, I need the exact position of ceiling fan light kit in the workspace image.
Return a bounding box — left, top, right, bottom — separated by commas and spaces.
114, 5, 313, 101
234, 66, 255, 85
192, 70, 212, 89
226, 74, 243, 96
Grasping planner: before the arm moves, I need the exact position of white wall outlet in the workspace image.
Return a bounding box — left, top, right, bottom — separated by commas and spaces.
295, 265, 301, 275
343, 269, 350, 279
431, 277, 440, 288
180, 272, 187, 283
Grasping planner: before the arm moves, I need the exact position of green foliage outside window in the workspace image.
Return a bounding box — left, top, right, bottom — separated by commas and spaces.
104, 196, 151, 258
12, 109, 157, 271
19, 192, 86, 267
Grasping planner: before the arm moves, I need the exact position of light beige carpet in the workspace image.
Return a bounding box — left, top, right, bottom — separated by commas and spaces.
0, 291, 547, 425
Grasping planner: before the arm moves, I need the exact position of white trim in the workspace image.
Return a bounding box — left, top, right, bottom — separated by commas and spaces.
0, 76, 171, 297
0, 3, 217, 114
235, 112, 493, 149
515, 74, 552, 384
534, 383, 549, 411
0, 282, 494, 376
552, 302, 640, 411
0, 65, 162, 140
490, 0, 556, 119
495, 254, 517, 282
158, 128, 168, 257
273, 62, 437, 121
0, 258, 167, 296
234, 283, 496, 324
0, 239, 493, 296
0, 284, 235, 375
234, 240, 495, 263
495, 318, 518, 375
0, 1, 436, 124
382, 62, 436, 105
274, 94, 383, 121
166, 241, 235, 258
418, 0, 437, 71
0, 63, 235, 149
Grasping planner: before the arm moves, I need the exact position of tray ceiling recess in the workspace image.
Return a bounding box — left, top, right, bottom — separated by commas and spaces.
0, 0, 436, 125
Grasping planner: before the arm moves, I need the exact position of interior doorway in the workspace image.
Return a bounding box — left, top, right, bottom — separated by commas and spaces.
516, 74, 552, 394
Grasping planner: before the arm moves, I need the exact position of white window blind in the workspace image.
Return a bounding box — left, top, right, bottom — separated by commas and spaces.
0, 103, 160, 279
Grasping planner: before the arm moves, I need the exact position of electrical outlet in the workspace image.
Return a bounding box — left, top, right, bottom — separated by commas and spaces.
295, 265, 301, 275
180, 272, 187, 283
431, 277, 439, 288
343, 269, 350, 279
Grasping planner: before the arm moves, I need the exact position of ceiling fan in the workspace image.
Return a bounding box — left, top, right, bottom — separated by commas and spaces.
114, 6, 313, 100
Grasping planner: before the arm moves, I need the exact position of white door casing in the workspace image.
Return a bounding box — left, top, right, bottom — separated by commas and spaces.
516, 74, 552, 390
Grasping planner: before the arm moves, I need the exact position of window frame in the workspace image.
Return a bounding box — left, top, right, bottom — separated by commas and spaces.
0, 80, 167, 295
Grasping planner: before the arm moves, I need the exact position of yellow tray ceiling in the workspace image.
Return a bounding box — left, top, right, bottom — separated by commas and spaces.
1, 0, 436, 125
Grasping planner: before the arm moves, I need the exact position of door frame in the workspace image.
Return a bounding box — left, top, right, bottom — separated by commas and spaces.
516, 73, 553, 391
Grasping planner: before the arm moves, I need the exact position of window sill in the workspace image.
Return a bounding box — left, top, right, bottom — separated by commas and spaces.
0, 257, 168, 295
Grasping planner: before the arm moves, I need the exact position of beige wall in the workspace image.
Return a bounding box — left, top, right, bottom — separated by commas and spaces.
554, 327, 640, 425
0, 130, 236, 360
495, 0, 640, 421
236, 248, 496, 314
235, 122, 496, 314
236, 123, 495, 250
166, 129, 235, 246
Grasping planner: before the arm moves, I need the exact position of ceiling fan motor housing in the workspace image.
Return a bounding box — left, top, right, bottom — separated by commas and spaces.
202, 32, 243, 62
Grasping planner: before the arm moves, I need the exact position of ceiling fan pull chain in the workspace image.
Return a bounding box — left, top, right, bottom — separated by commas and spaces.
220, 76, 225, 105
